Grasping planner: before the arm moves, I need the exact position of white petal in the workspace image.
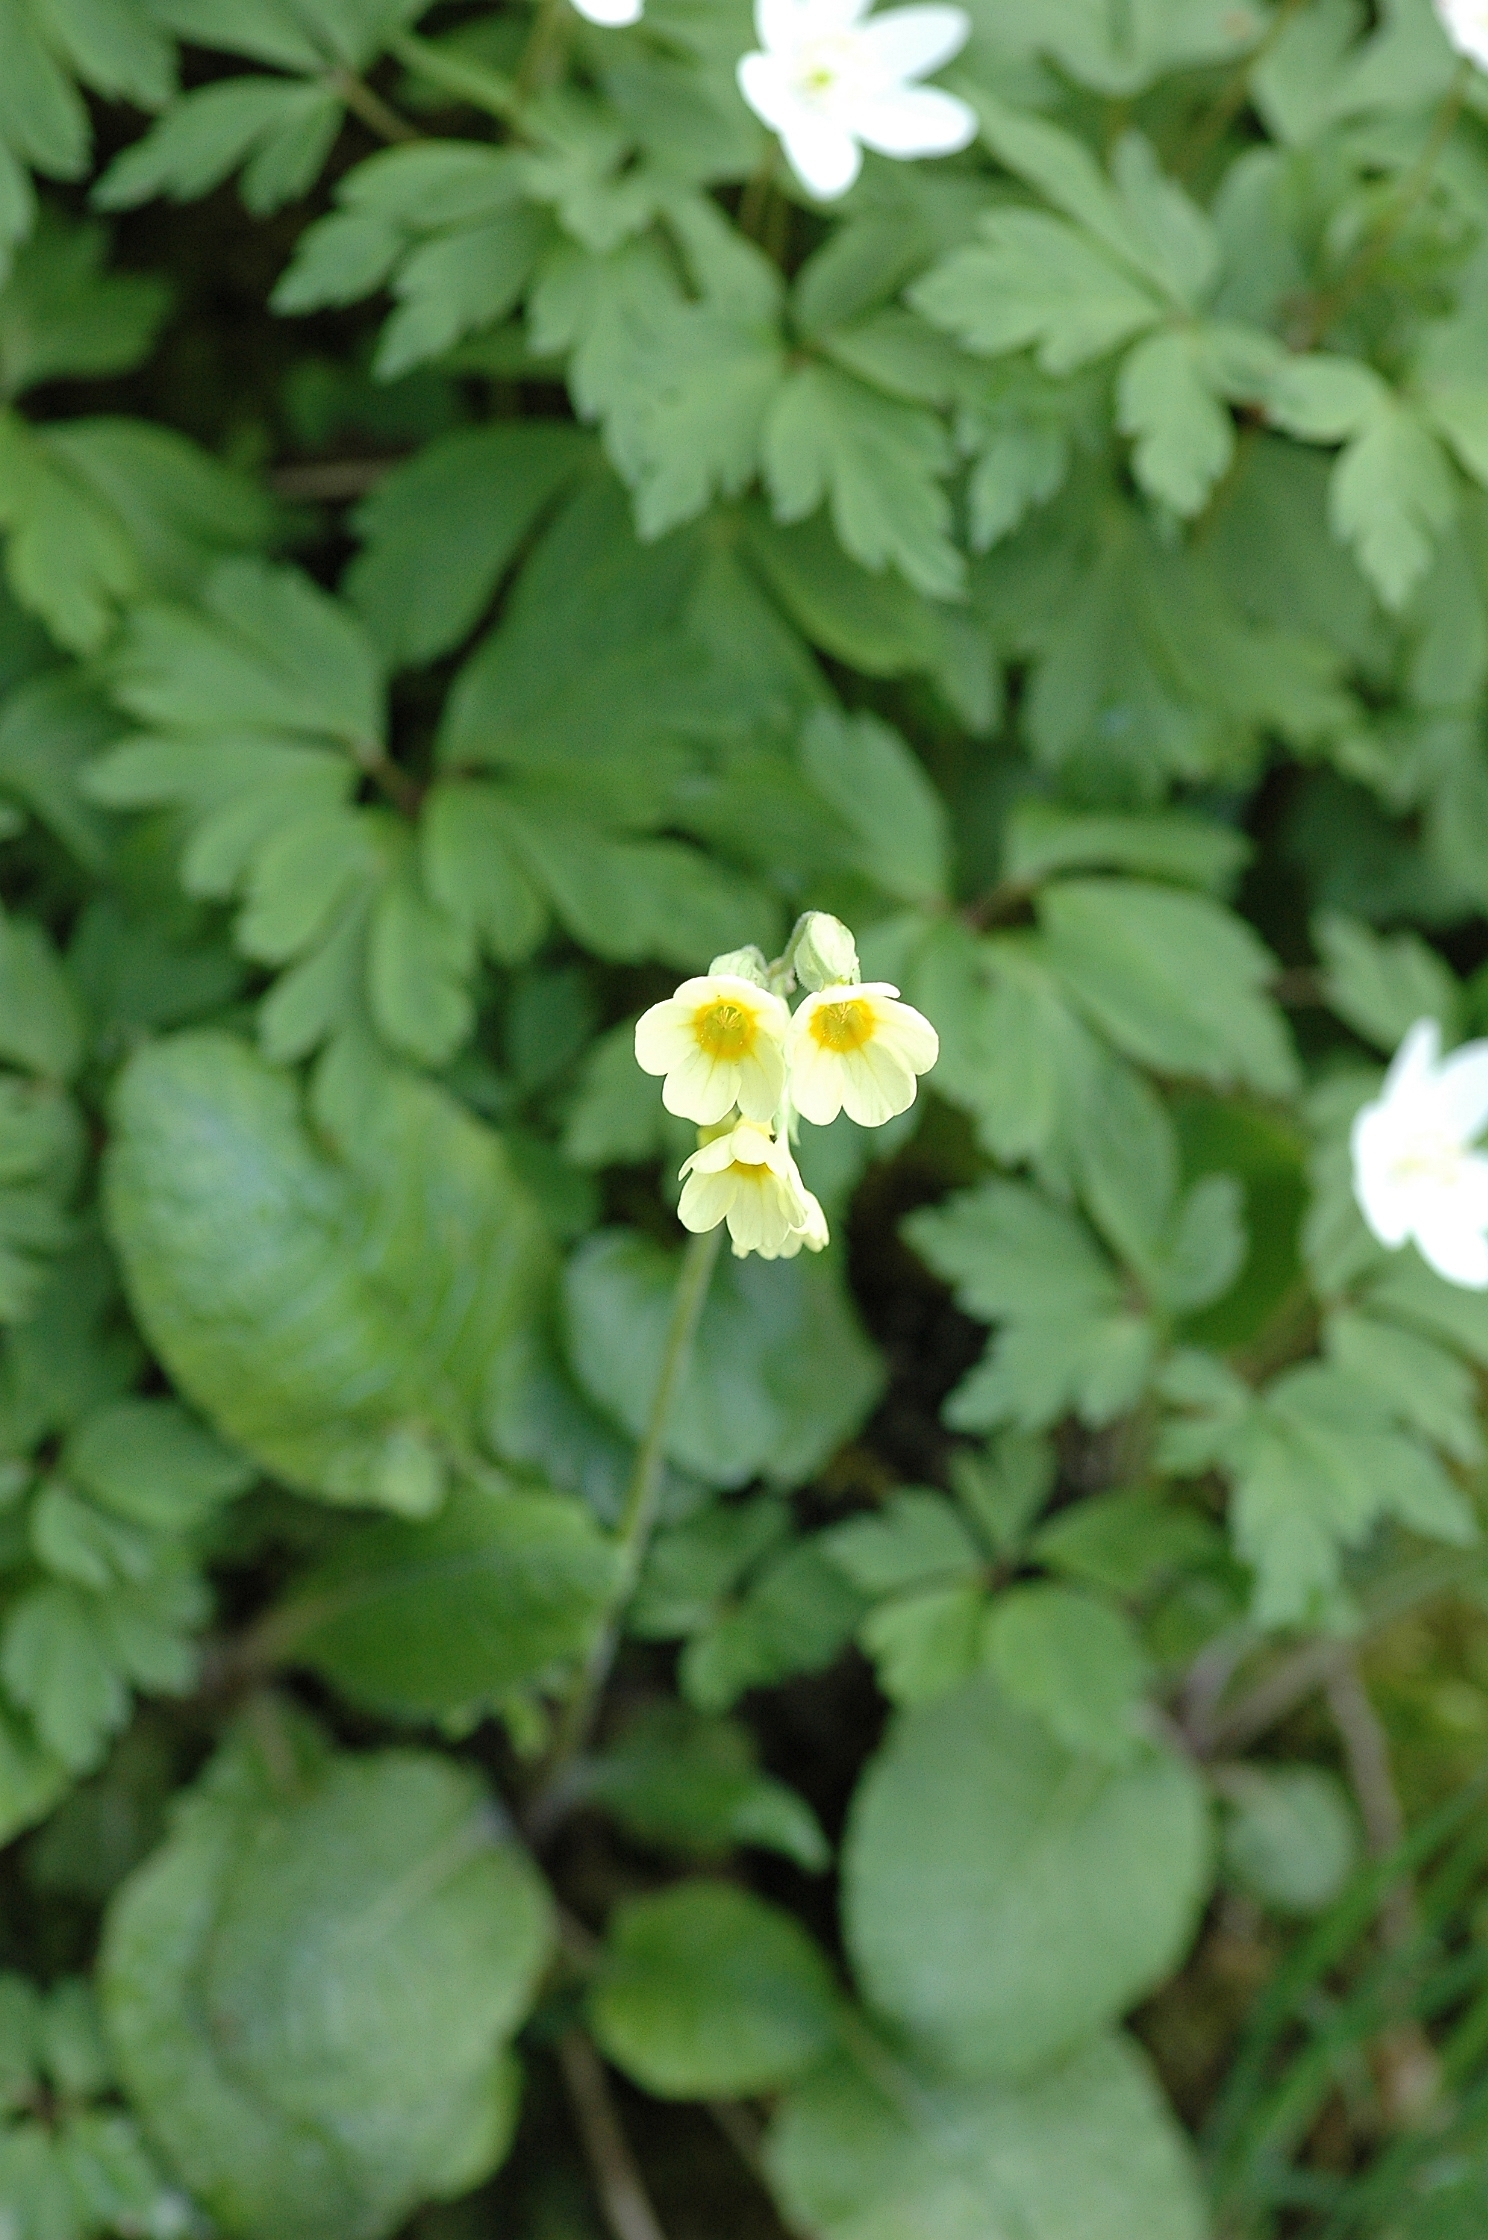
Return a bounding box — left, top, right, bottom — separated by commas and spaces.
1383, 1017, 1442, 1105
1438, 0, 1488, 68
738, 50, 807, 132
852, 83, 977, 155
870, 994, 939, 1074
661, 1047, 736, 1126
634, 1001, 694, 1075
1412, 1212, 1488, 1289
734, 1038, 785, 1123
779, 112, 864, 197
855, 3, 969, 78
1350, 1102, 1414, 1246
679, 1168, 734, 1232
839, 1042, 910, 1126
1433, 1038, 1488, 1144
572, 0, 643, 22
788, 1036, 846, 1125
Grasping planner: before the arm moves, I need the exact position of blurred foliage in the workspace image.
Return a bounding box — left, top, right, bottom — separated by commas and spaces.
1, 3, 1488, 2239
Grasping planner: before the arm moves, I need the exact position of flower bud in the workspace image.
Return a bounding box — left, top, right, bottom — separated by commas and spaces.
789, 912, 860, 993
707, 945, 770, 988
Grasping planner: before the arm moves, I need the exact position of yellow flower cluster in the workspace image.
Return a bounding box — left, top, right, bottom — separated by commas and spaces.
634, 914, 939, 1259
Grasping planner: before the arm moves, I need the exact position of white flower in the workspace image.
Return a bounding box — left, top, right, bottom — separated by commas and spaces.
787, 981, 938, 1127
1350, 1017, 1488, 1289
736, 0, 976, 202
1434, 0, 1488, 69
571, 0, 643, 24
765, 1180, 831, 1258
635, 974, 789, 1126
678, 1120, 826, 1257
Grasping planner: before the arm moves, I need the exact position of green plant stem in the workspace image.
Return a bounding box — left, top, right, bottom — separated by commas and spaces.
1174, 0, 1307, 180
1292, 60, 1471, 348
738, 148, 779, 244
385, 27, 522, 123
557, 2028, 672, 2240
329, 68, 421, 144
536, 1221, 723, 1792
516, 0, 569, 102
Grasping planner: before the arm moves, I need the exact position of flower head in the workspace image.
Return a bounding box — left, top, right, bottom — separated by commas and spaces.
678, 1119, 822, 1257
1351, 1017, 1488, 1289
737, 0, 976, 202
787, 980, 939, 1126
1434, 0, 1488, 69
635, 973, 789, 1126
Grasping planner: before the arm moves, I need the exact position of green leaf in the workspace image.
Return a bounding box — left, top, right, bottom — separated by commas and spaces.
0, 911, 83, 1079
1314, 909, 1461, 1052
981, 1584, 1149, 1765
0, 211, 169, 399
1170, 1360, 1478, 1627
108, 556, 379, 749
1330, 397, 1458, 612
768, 2031, 1209, 2240
578, 1703, 830, 1871
911, 213, 1164, 376
763, 363, 963, 601
1116, 327, 1235, 517
843, 1680, 1210, 2077
345, 424, 589, 669
1039, 877, 1298, 1094
681, 1540, 866, 1713
590, 1882, 838, 2098
275, 1477, 619, 1718
799, 708, 949, 905
101, 1735, 549, 2240
820, 1491, 983, 1597
95, 76, 343, 217
1219, 1765, 1358, 1916
104, 1032, 550, 1514
905, 1181, 1155, 1433
1001, 800, 1251, 895
564, 1230, 882, 1490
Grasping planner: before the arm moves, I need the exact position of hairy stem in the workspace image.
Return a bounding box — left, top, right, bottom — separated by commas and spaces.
386, 27, 522, 123
558, 2030, 672, 2240
516, 0, 570, 101
1174, 0, 1307, 179
330, 68, 420, 144
1292, 60, 1471, 348
534, 1221, 723, 1797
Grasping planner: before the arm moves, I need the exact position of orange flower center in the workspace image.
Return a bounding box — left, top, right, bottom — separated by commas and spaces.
694, 998, 756, 1060
810, 997, 874, 1053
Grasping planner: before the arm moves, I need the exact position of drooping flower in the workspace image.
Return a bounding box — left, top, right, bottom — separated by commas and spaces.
678, 1120, 822, 1257
787, 981, 939, 1126
570, 0, 643, 25
635, 974, 790, 1126
1434, 0, 1488, 70
1350, 1016, 1488, 1289
736, 0, 977, 202
764, 1179, 831, 1258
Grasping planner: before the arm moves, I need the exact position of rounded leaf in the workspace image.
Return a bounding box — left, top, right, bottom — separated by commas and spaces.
768, 2030, 1208, 2240
843, 1680, 1211, 2077
590, 1882, 838, 2099
101, 1737, 551, 2240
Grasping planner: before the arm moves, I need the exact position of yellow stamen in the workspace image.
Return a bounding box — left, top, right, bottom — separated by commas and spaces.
810, 997, 875, 1054
694, 999, 757, 1060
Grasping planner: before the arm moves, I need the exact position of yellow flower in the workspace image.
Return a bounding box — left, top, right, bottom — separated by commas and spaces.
761, 1180, 830, 1260
677, 1120, 825, 1258
634, 974, 789, 1126
787, 981, 939, 1127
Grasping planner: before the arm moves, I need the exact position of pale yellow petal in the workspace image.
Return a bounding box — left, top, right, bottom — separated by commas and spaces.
662, 1047, 736, 1125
